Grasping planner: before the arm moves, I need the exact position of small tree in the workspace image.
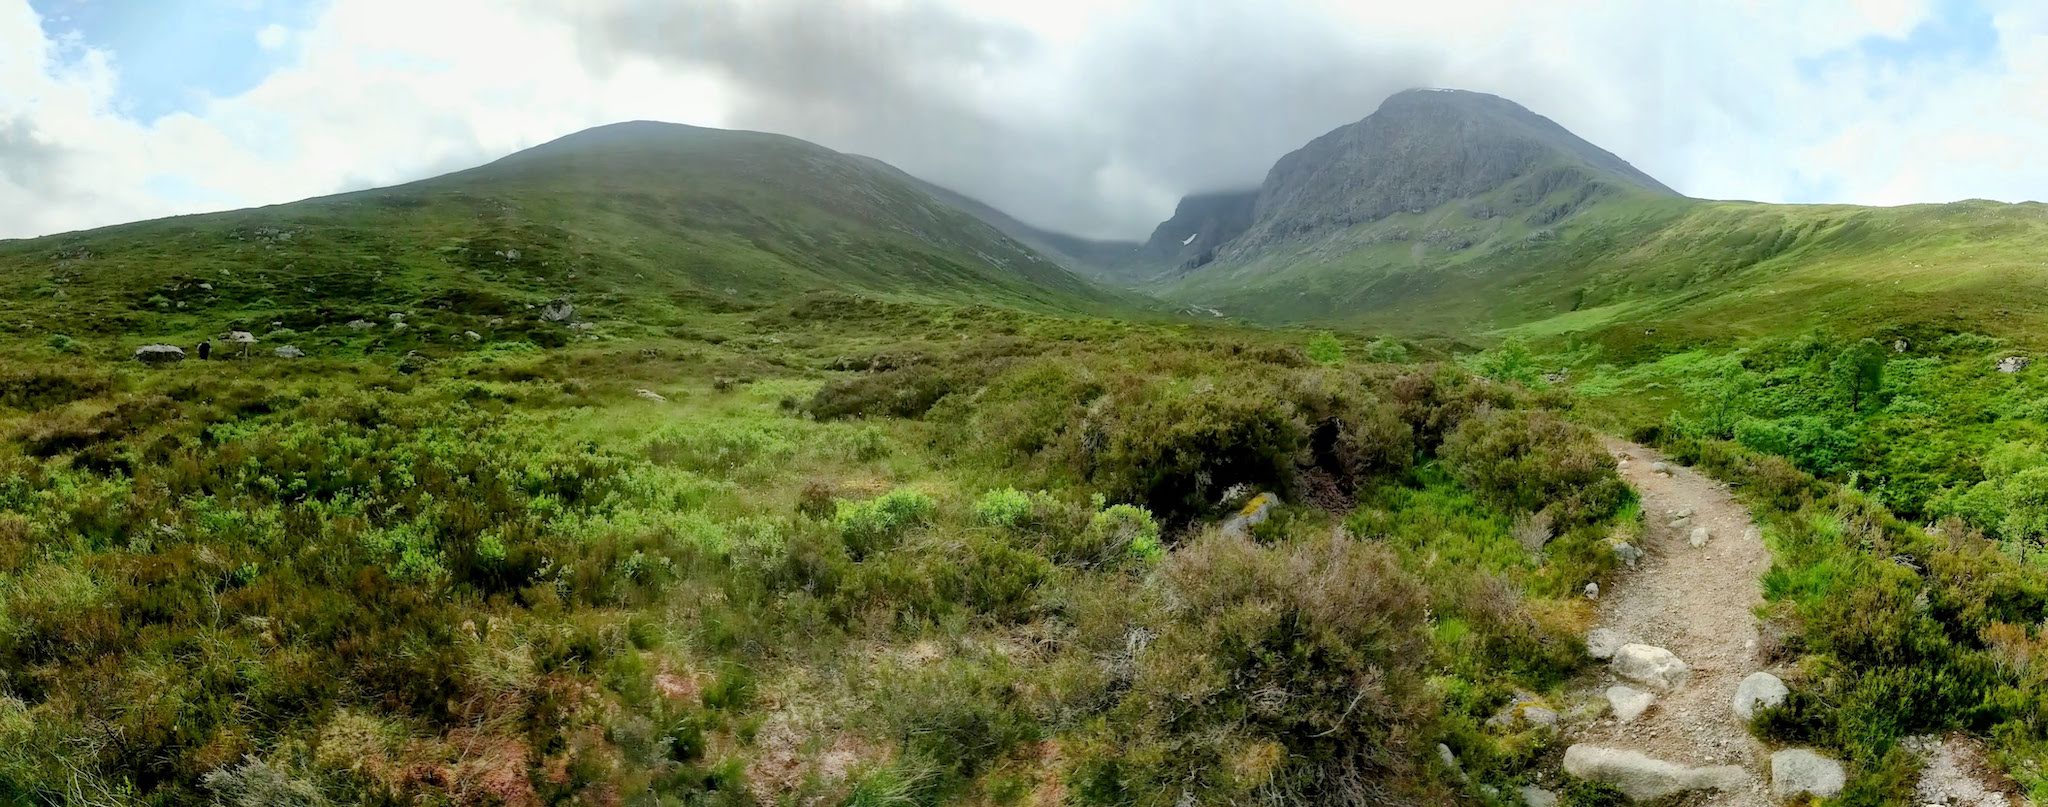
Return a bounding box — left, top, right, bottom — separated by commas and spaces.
1829, 338, 1886, 412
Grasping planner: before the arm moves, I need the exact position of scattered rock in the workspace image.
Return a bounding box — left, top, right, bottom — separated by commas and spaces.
1562, 745, 1746, 802
1673, 506, 1695, 519
1220, 492, 1279, 538
636, 389, 668, 403
1688, 526, 1712, 548
1522, 706, 1558, 729
1732, 671, 1789, 721
1996, 356, 2030, 374
1651, 461, 1672, 476
1612, 643, 1690, 690
1586, 628, 1625, 660
1487, 693, 1558, 730
1517, 785, 1559, 807
571, 321, 596, 332
1606, 685, 1655, 723
1771, 748, 1846, 799
464, 330, 482, 342
273, 345, 305, 359
198, 282, 213, 291
347, 319, 374, 330
389, 312, 406, 322
1583, 582, 1600, 600
133, 344, 187, 364
1894, 338, 1910, 353
541, 300, 575, 322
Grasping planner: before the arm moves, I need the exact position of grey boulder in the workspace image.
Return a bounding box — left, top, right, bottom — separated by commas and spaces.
1612, 643, 1690, 690
1771, 749, 1846, 798
134, 344, 186, 364
1563, 745, 1746, 802
1732, 671, 1789, 721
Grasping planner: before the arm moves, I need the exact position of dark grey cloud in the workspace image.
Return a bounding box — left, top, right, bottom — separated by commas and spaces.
571, 1, 1439, 240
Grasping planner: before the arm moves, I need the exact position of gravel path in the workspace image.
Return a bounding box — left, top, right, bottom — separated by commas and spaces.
1575, 438, 1774, 806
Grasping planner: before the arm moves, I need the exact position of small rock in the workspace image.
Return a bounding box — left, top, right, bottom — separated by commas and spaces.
273, 345, 305, 359
1607, 685, 1655, 723
1771, 748, 1846, 798
1612, 542, 1643, 567
1518, 785, 1559, 807
1996, 356, 2030, 374
133, 344, 187, 364
347, 319, 374, 330
1522, 706, 1558, 729
389, 312, 406, 322
1437, 743, 1467, 782
1584, 581, 1600, 600
1673, 507, 1695, 519
463, 330, 482, 342
1689, 527, 1712, 548
1733, 671, 1789, 721
1894, 338, 1910, 353
541, 300, 575, 322
1651, 461, 1671, 475
1563, 745, 1746, 802
1587, 628, 1625, 660
636, 389, 667, 402
1613, 644, 1690, 690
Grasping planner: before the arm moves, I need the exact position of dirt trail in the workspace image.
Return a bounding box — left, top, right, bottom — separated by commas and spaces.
1578, 438, 1774, 805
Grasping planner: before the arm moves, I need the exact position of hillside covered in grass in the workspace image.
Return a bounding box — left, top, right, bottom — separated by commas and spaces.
0, 121, 1134, 358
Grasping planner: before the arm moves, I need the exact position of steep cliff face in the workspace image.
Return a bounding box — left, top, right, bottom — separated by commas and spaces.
1136, 190, 1259, 273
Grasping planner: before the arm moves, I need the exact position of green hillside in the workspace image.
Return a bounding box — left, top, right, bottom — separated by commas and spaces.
1161, 194, 2048, 348
0, 121, 1133, 352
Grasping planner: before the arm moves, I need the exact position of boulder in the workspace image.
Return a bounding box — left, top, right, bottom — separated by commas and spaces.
1563, 745, 1746, 802
133, 344, 187, 364
273, 345, 305, 359
1586, 628, 1625, 660
541, 300, 575, 322
1522, 706, 1558, 729
1220, 493, 1279, 538
1732, 671, 1789, 721
1689, 526, 1712, 548
464, 330, 482, 342
1612, 644, 1690, 690
1997, 356, 2031, 374
1606, 685, 1655, 723
1771, 749, 1846, 799
347, 319, 375, 330
636, 389, 668, 403
1517, 786, 1558, 807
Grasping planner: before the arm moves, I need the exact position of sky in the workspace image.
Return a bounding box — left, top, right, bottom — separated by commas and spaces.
2, 0, 2046, 241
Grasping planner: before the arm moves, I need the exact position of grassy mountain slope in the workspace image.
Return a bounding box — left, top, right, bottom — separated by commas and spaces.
859, 157, 1146, 280
1162, 193, 2048, 350
0, 121, 1131, 350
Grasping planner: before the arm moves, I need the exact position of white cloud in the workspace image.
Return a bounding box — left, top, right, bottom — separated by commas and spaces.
255, 23, 288, 50
0, 0, 2045, 242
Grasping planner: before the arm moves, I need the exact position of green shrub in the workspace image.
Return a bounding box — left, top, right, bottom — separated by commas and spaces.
1440, 408, 1627, 527
1306, 331, 1344, 365
972, 487, 1039, 528
835, 489, 936, 558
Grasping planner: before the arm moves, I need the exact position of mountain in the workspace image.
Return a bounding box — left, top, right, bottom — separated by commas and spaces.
1137, 89, 2048, 351
0, 121, 1130, 343
858, 158, 1147, 280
